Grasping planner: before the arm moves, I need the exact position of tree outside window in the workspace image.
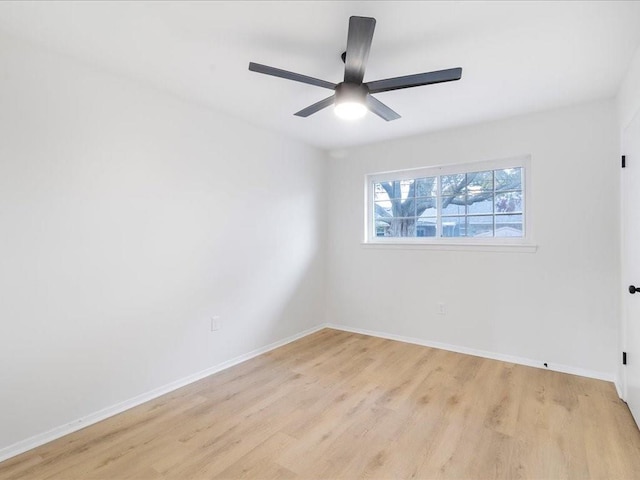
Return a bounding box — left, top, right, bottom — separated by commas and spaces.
373, 167, 523, 239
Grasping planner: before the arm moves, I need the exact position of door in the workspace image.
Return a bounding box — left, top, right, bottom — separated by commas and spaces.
623, 110, 640, 426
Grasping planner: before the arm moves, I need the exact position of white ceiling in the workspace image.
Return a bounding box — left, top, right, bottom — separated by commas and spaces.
0, 1, 639, 151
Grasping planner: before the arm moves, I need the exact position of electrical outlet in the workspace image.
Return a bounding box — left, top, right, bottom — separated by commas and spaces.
211, 316, 221, 332
437, 303, 446, 315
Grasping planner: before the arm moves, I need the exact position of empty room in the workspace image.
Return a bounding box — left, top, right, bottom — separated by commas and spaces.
2, 1, 640, 478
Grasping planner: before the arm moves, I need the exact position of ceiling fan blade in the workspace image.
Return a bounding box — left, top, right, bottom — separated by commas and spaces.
366, 95, 401, 121
367, 67, 462, 94
344, 16, 376, 84
249, 62, 336, 90
294, 95, 336, 117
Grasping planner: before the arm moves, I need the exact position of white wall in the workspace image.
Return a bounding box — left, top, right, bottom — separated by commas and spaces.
326, 100, 620, 380
0, 34, 326, 453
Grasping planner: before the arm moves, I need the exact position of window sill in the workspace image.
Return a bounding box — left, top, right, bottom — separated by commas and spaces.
361, 241, 538, 253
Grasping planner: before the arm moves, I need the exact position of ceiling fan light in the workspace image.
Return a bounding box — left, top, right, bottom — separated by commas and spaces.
334, 82, 369, 121
335, 101, 367, 120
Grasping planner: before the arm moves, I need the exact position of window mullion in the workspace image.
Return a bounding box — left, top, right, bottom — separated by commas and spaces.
493, 170, 497, 237
437, 175, 442, 237
464, 173, 468, 237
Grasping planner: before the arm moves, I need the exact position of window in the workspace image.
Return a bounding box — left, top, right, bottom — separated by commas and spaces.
365, 156, 531, 245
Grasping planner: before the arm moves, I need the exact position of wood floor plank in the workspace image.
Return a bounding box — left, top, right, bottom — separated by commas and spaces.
1, 328, 639, 480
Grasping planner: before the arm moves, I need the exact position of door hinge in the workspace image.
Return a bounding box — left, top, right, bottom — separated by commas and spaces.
622, 155, 626, 168
623, 351, 627, 365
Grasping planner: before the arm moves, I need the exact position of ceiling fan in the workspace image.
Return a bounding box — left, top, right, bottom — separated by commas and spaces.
248, 16, 462, 121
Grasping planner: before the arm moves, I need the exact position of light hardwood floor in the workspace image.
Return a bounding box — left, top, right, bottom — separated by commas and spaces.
1, 328, 640, 479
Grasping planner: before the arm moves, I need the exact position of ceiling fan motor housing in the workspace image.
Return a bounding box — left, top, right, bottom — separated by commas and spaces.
335, 82, 369, 105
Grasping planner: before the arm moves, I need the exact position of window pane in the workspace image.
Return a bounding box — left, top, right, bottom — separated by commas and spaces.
376, 180, 414, 200
415, 177, 437, 197
495, 167, 522, 191
374, 200, 393, 217
467, 216, 494, 237
374, 182, 390, 202
416, 197, 437, 217
416, 217, 437, 237
466, 170, 493, 193
496, 214, 523, 237
403, 198, 418, 217
441, 217, 465, 237
495, 192, 522, 213
467, 193, 494, 214
441, 174, 467, 196
441, 196, 466, 215
382, 217, 417, 237
376, 199, 420, 217
418, 208, 437, 218
373, 180, 414, 200
375, 218, 390, 237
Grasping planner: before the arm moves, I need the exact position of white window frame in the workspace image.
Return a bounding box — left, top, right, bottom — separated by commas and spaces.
363, 156, 535, 251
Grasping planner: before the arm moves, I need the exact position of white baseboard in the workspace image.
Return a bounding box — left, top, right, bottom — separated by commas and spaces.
325, 323, 616, 383
0, 324, 326, 464
615, 380, 624, 400
614, 369, 626, 401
